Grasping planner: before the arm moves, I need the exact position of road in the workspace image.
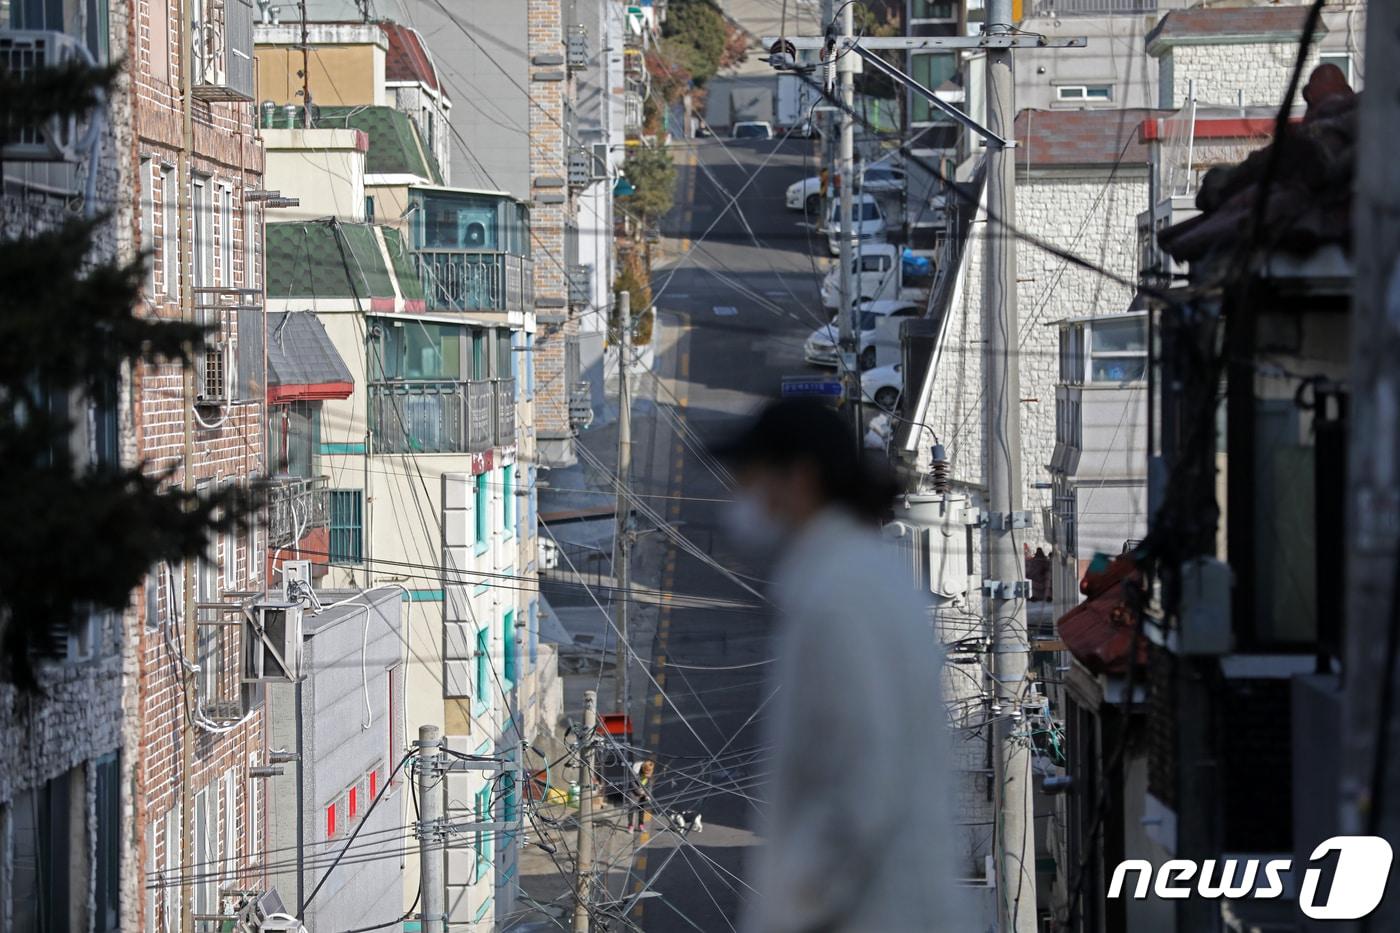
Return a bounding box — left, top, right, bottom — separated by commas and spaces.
610, 130, 831, 932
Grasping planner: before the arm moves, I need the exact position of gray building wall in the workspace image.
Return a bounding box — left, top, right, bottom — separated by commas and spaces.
267, 587, 405, 931
398, 0, 533, 197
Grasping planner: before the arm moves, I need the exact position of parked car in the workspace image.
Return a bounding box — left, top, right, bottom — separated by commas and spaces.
786, 175, 824, 213
826, 194, 887, 256
732, 121, 774, 139
861, 361, 903, 411
858, 165, 906, 194
803, 300, 921, 368
820, 243, 931, 311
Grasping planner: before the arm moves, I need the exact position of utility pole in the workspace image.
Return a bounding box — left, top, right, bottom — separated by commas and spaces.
612, 291, 632, 714
177, 0, 196, 928
572, 690, 598, 933
832, 0, 857, 427
417, 725, 444, 933
983, 1, 1035, 930
298, 0, 312, 128
1344, 4, 1400, 930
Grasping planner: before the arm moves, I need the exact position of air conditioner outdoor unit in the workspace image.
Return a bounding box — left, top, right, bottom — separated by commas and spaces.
242, 601, 302, 682
196, 341, 230, 404
280, 560, 313, 601
0, 30, 91, 162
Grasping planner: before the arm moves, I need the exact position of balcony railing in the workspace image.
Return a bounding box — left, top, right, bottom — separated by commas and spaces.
1031, 0, 1155, 13
467, 379, 494, 452
414, 251, 532, 313
369, 379, 516, 454
495, 378, 516, 446
196, 608, 258, 724
267, 476, 330, 548
624, 92, 644, 137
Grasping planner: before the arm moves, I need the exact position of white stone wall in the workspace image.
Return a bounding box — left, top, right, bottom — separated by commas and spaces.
1165, 41, 1322, 108
918, 169, 1148, 548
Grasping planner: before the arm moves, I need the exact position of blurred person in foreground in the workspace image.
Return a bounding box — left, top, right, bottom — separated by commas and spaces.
716, 399, 971, 933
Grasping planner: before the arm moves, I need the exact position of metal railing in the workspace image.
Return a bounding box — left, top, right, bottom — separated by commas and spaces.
370, 381, 466, 454
413, 251, 531, 313
267, 476, 329, 548
195, 608, 253, 724
495, 378, 516, 446
1031, 0, 1156, 13
369, 379, 512, 454
467, 379, 493, 453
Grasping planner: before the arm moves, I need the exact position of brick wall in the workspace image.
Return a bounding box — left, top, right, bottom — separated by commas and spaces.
129, 0, 269, 923
528, 0, 581, 452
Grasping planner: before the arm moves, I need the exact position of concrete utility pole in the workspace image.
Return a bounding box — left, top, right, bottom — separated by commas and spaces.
833, 0, 857, 423
612, 290, 632, 713
983, 1, 1035, 930
572, 691, 598, 933
1345, 2, 1400, 926
417, 725, 445, 933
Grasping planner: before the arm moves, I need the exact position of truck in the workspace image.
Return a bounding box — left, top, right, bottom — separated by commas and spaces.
775, 73, 817, 133
730, 85, 774, 126
820, 243, 931, 312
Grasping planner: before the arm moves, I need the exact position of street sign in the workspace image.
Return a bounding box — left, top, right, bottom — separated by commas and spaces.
781, 376, 843, 398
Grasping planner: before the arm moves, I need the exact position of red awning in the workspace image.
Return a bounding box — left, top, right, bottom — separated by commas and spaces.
269, 380, 354, 404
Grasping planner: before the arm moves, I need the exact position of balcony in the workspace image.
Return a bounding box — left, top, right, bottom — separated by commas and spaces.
495, 379, 516, 446
624, 92, 644, 137
267, 476, 329, 549
413, 251, 532, 313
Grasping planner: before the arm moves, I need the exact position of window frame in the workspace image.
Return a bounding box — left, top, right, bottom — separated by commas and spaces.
1055, 83, 1114, 104
328, 489, 364, 565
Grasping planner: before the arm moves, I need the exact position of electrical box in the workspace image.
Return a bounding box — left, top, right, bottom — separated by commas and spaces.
1177, 556, 1232, 655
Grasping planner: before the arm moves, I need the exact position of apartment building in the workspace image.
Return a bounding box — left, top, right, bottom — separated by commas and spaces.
0, 7, 128, 931
125, 0, 275, 928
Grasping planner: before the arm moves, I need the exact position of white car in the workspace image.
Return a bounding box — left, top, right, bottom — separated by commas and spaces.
732, 121, 773, 139
785, 175, 823, 213
826, 195, 887, 256
861, 361, 903, 411
858, 165, 905, 194
803, 300, 920, 368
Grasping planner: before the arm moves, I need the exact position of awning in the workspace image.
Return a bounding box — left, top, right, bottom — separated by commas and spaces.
266, 311, 355, 404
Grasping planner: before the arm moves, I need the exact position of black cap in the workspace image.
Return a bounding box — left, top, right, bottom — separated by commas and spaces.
712, 399, 897, 521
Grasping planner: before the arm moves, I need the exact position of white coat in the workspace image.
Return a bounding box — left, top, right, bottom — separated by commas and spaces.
741, 507, 973, 933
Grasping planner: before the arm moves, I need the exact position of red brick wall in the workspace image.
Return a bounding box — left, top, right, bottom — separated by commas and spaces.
130, 0, 269, 924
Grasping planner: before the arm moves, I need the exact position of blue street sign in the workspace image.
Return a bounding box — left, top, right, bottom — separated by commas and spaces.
781, 376, 844, 398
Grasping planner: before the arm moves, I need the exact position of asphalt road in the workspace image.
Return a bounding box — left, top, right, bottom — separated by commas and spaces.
612, 130, 833, 932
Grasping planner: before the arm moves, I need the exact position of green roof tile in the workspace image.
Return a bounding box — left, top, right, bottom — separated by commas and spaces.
315, 105, 443, 183
265, 221, 398, 302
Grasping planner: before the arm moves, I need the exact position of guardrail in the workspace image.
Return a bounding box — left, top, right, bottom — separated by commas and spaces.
267, 476, 329, 548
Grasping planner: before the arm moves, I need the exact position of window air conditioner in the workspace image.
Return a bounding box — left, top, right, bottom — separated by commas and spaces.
0, 30, 91, 162
242, 601, 302, 682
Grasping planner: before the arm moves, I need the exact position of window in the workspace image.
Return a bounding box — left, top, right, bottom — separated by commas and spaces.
195, 553, 220, 705
502, 753, 518, 824
325, 801, 337, 839
269, 401, 320, 478
527, 466, 537, 534
524, 333, 535, 397
911, 0, 954, 18
347, 784, 359, 820
858, 253, 891, 273
192, 177, 209, 288
218, 185, 233, 286
910, 52, 958, 123
10, 769, 76, 932
503, 609, 517, 685
161, 166, 179, 299
247, 753, 261, 860
474, 786, 493, 879
223, 501, 238, 591
387, 663, 405, 787
471, 329, 487, 380
415, 190, 500, 251
503, 465, 514, 535
365, 195, 376, 223
528, 599, 539, 666
163, 809, 181, 931
245, 203, 260, 290
1056, 84, 1114, 103
474, 473, 489, 547
140, 159, 155, 296
222, 770, 236, 885
475, 627, 490, 706
1088, 317, 1147, 383
1318, 52, 1352, 86
329, 490, 364, 564
193, 786, 216, 920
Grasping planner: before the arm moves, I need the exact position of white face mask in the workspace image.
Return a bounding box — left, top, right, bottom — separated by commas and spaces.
721, 488, 787, 555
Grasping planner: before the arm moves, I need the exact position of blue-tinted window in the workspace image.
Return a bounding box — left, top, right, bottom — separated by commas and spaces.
328, 490, 363, 564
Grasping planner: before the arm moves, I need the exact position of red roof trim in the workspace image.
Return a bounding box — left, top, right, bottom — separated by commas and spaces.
269, 381, 354, 404
1141, 115, 1301, 142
